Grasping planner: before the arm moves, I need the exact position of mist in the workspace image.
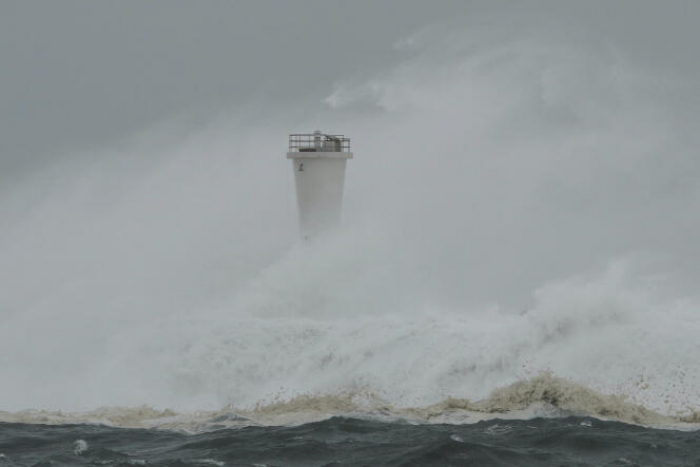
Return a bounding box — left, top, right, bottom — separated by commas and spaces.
1, 2, 699, 414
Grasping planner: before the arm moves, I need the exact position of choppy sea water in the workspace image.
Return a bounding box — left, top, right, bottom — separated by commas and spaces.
2, 372, 699, 466
3, 236, 700, 465
2, 416, 699, 467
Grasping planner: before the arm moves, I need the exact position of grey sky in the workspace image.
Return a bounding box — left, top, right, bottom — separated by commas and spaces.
0, 1, 466, 181
4, 1, 698, 181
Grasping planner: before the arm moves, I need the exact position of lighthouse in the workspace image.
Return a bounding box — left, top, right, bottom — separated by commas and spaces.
287, 131, 353, 240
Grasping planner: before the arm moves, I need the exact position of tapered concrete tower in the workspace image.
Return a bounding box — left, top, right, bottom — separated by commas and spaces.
287, 131, 353, 240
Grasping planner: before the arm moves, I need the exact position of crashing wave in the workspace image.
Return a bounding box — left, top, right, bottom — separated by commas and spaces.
2, 374, 698, 432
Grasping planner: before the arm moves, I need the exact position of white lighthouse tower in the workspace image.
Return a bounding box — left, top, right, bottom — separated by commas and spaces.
287, 131, 353, 240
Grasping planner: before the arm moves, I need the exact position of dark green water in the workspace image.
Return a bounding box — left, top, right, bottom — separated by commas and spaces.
1, 416, 698, 466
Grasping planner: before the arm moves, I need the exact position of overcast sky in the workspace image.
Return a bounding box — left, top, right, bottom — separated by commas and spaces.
2, 1, 697, 180
0, 1, 462, 181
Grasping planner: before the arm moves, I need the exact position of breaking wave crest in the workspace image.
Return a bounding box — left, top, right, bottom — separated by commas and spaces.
2, 374, 698, 432
1, 240, 700, 430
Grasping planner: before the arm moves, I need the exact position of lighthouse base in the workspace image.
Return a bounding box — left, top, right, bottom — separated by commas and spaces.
287, 151, 353, 240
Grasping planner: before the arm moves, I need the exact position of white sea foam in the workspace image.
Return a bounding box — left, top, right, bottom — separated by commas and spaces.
191, 460, 224, 467
1, 218, 700, 428
104, 254, 700, 420
73, 439, 88, 455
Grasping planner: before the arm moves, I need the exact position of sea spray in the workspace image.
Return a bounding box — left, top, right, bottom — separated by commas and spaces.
1, 12, 700, 427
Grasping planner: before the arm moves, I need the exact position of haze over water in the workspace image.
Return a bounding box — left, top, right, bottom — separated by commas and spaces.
1, 1, 700, 432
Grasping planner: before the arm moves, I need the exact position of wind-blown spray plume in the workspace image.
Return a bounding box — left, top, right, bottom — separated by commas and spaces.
1, 14, 699, 429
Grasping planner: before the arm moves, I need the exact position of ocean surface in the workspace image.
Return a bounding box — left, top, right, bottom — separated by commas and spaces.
2, 240, 700, 465
2, 371, 699, 466
3, 227, 700, 464
2, 416, 700, 467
